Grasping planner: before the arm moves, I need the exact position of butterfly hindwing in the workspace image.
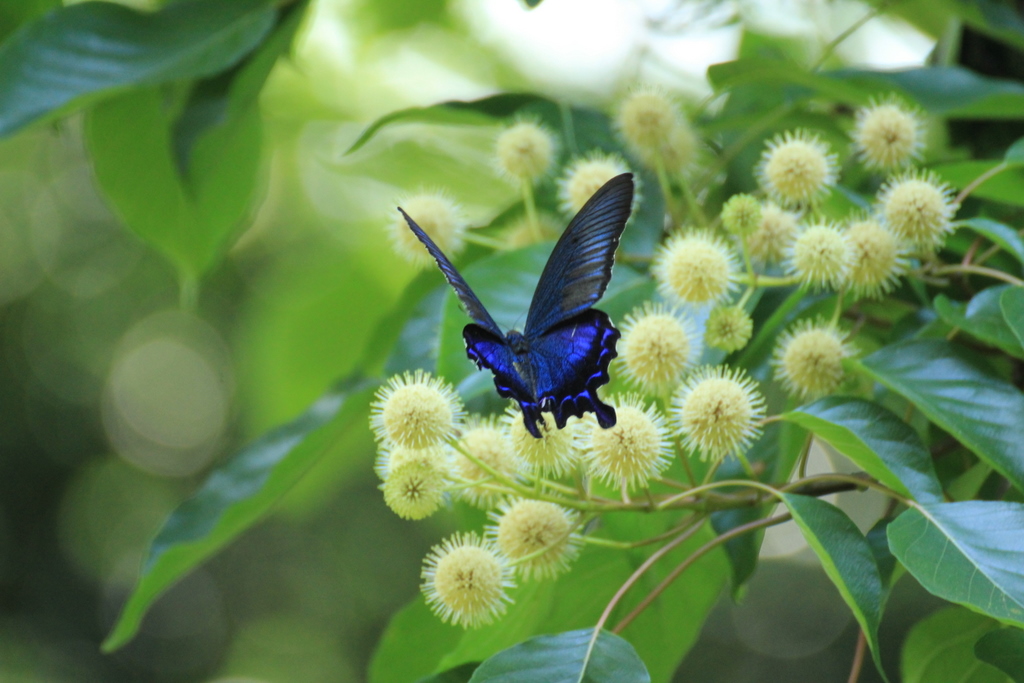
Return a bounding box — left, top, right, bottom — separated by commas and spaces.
524, 173, 634, 337
462, 323, 544, 437
398, 208, 503, 338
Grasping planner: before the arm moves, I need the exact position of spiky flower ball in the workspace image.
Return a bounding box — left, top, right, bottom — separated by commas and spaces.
852, 98, 923, 170
845, 218, 906, 298
454, 415, 521, 507
618, 302, 700, 393
504, 408, 581, 477
758, 130, 839, 207
382, 457, 448, 520
673, 366, 765, 462
390, 192, 467, 268
773, 320, 853, 400
371, 370, 464, 448
877, 170, 957, 249
653, 231, 738, 304
502, 211, 560, 249
787, 223, 852, 290
721, 194, 762, 237
488, 500, 580, 580
422, 532, 514, 628
495, 121, 555, 184
616, 87, 678, 153
558, 153, 631, 214
748, 203, 799, 263
375, 444, 451, 481
705, 306, 753, 353
640, 122, 699, 173
584, 395, 672, 489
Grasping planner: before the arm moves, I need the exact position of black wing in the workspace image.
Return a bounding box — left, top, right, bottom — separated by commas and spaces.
399, 207, 503, 338
523, 173, 634, 337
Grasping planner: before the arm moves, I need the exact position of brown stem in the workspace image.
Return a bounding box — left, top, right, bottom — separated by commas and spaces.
847, 628, 867, 683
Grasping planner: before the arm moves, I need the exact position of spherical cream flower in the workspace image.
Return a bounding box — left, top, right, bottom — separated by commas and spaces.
487, 500, 580, 580
705, 306, 753, 353
502, 211, 560, 249
852, 97, 923, 170
773, 320, 853, 400
877, 170, 958, 249
748, 202, 799, 263
421, 532, 514, 628
637, 122, 699, 173
374, 444, 451, 481
390, 192, 467, 268
370, 370, 464, 448
786, 223, 852, 290
616, 86, 678, 153
454, 415, 522, 507
382, 457, 448, 520
721, 194, 762, 237
583, 394, 672, 489
558, 152, 631, 214
758, 130, 839, 207
845, 218, 906, 298
618, 302, 700, 393
495, 121, 556, 184
653, 231, 738, 304
672, 366, 765, 462
504, 408, 582, 477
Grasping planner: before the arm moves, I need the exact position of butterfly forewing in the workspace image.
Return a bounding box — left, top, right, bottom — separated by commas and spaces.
398, 208, 503, 338
523, 173, 634, 337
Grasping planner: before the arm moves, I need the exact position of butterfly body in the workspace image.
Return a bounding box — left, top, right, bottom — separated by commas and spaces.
400, 173, 634, 438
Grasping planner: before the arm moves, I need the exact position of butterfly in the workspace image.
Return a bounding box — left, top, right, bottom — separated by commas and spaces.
399, 173, 634, 438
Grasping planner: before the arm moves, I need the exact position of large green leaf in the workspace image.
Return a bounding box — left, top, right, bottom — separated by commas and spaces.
706, 59, 872, 105
957, 218, 1024, 268
370, 598, 464, 683
780, 494, 888, 682
784, 397, 943, 503
0, 0, 276, 137
902, 606, 1010, 683
976, 628, 1024, 682
934, 287, 1024, 359
857, 339, 1024, 494
102, 375, 378, 651
1001, 287, 1024, 348
953, 0, 1024, 53
933, 162, 1024, 207
888, 501, 1024, 628
468, 630, 649, 683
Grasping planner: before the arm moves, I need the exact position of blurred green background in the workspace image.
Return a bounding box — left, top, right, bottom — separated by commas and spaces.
0, 0, 951, 681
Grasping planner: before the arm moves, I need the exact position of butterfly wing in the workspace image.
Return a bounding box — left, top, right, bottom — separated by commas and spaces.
523, 173, 634, 337
462, 324, 544, 438
399, 207, 503, 338
528, 309, 620, 429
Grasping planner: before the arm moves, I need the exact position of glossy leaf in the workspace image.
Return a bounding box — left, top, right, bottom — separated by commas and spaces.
934, 287, 1024, 359
902, 606, 1008, 683
102, 375, 378, 651
957, 218, 1024, 268
784, 397, 943, 503
780, 494, 888, 682
975, 628, 1024, 683
888, 501, 1024, 628
371, 598, 463, 683
0, 0, 275, 137
468, 629, 649, 683
1001, 287, 1024, 348
858, 339, 1024, 494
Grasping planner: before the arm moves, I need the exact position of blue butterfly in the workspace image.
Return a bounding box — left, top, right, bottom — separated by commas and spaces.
399, 173, 634, 438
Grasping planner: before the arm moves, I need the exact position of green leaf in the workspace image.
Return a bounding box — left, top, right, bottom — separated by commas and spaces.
976, 628, 1024, 682
783, 397, 943, 503
102, 375, 378, 652
779, 494, 888, 682
416, 663, 479, 683
954, 0, 1024, 54
957, 218, 1024, 267
0, 0, 276, 137
468, 630, 649, 683
902, 606, 1009, 683
933, 162, 1024, 207
888, 501, 1024, 628
370, 598, 464, 683
857, 339, 1024, 494
706, 59, 872, 105
1001, 287, 1024, 348
1005, 137, 1024, 166
934, 288, 1024, 359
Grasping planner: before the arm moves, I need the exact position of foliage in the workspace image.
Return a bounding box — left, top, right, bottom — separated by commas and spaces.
2, 0, 1024, 682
